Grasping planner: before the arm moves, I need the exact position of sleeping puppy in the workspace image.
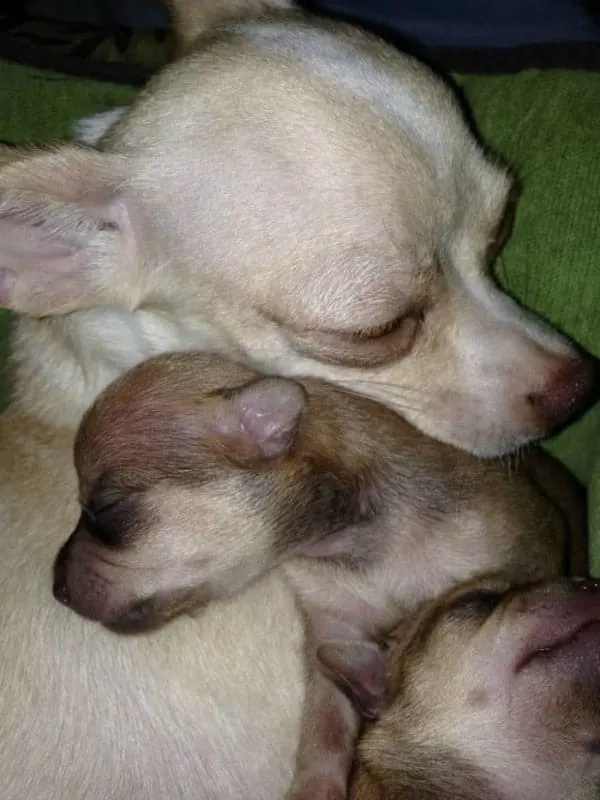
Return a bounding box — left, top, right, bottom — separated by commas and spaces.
346, 575, 600, 800
53, 351, 586, 798
0, 0, 596, 796
0, 0, 595, 460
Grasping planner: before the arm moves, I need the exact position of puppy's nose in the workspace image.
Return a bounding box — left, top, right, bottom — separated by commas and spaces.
53, 539, 72, 607
527, 354, 598, 428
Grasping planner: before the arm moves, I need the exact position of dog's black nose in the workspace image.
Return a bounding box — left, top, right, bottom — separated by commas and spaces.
52, 539, 72, 607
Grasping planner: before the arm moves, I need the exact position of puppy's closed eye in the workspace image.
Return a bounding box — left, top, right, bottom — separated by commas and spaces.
449, 589, 505, 618
81, 494, 141, 547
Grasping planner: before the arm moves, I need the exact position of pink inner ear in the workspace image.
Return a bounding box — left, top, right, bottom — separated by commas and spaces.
0, 216, 80, 259
318, 640, 387, 719
214, 378, 306, 461
0, 214, 88, 313
0, 147, 128, 315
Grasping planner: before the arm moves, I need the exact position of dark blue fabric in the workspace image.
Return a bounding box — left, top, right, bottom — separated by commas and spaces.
23, 0, 600, 47
311, 0, 600, 47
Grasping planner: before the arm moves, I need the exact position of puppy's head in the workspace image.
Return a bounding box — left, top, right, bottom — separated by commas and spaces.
339, 576, 600, 800
53, 352, 371, 632
1, 0, 595, 455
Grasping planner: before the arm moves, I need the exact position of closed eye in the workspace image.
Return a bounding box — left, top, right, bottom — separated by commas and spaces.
288, 309, 425, 368
350, 310, 424, 341
80, 496, 133, 547
449, 589, 506, 618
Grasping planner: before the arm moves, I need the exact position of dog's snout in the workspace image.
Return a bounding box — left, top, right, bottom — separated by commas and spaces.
527, 354, 598, 429
52, 531, 124, 623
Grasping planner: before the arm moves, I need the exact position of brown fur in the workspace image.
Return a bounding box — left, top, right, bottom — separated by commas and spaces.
349, 576, 600, 800
55, 351, 585, 797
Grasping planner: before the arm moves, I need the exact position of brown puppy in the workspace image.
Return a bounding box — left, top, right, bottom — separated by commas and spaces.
345, 575, 600, 800
54, 351, 585, 798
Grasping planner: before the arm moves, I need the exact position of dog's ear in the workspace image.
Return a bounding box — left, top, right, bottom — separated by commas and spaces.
164, 0, 296, 54
206, 376, 307, 463
0, 145, 135, 316
317, 639, 387, 720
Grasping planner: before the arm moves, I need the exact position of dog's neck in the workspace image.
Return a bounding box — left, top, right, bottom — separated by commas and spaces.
300, 381, 462, 517
11, 307, 231, 430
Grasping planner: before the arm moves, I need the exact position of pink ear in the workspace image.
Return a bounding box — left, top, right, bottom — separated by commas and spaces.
0, 146, 131, 316
213, 377, 306, 462
317, 640, 387, 719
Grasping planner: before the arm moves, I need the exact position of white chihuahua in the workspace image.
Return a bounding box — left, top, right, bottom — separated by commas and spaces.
0, 0, 595, 797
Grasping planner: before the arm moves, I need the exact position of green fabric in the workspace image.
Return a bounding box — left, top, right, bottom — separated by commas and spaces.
0, 61, 599, 569
455, 70, 600, 572
0, 62, 136, 141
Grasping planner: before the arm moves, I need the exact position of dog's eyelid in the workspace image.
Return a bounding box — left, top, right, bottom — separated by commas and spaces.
447, 588, 506, 617
86, 491, 123, 517
351, 308, 423, 341
90, 470, 145, 516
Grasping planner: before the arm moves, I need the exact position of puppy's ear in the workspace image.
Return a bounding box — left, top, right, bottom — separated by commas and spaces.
209, 377, 306, 463
317, 640, 387, 720
164, 0, 295, 54
0, 145, 135, 316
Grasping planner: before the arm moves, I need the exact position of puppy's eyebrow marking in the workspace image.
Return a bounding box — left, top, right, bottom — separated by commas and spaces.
89, 468, 143, 511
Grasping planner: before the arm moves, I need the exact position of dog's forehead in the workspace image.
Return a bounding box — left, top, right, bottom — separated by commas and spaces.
234, 18, 468, 163
111, 13, 510, 329
120, 15, 490, 196
387, 577, 513, 673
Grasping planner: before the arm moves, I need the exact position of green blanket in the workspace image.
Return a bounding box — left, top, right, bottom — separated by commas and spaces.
1, 60, 599, 570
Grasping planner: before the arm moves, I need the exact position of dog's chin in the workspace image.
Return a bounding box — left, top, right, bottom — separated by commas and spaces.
427, 429, 524, 460
104, 598, 180, 635
105, 588, 209, 635
390, 409, 535, 459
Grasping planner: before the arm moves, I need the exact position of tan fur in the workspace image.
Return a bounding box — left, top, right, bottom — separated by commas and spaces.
0, 0, 595, 797
54, 351, 582, 797
164, 0, 295, 55
0, 143, 28, 167
1, 0, 595, 455
351, 576, 600, 800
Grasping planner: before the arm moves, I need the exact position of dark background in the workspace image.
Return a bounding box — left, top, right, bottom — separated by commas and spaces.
8, 0, 600, 49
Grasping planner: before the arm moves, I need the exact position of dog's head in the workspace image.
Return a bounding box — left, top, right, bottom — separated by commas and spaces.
338, 576, 600, 800
0, 0, 595, 455
52, 351, 389, 631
